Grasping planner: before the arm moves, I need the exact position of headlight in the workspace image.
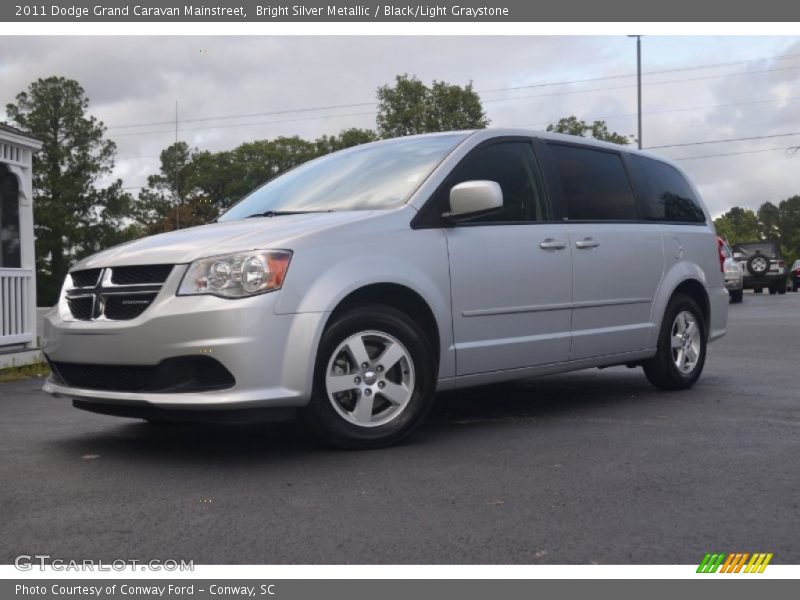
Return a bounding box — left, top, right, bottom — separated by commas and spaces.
178, 250, 292, 298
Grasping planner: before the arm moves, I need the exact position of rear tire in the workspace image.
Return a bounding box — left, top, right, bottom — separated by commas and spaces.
778, 286, 786, 295
769, 286, 777, 295
643, 294, 707, 391
730, 289, 743, 304
302, 304, 437, 449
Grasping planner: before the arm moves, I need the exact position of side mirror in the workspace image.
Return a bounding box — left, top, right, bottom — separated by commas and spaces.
447, 180, 503, 219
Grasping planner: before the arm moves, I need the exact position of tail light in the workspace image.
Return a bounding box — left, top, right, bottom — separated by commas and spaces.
778, 260, 785, 268
716, 237, 725, 273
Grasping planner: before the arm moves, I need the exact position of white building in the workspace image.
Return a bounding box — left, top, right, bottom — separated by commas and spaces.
0, 123, 42, 368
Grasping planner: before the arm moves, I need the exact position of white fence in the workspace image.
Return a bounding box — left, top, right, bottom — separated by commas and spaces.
0, 268, 34, 346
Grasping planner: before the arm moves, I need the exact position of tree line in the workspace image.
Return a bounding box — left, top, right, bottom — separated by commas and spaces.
6, 74, 633, 305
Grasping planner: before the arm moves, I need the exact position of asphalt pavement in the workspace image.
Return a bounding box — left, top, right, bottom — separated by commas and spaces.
1, 291, 798, 564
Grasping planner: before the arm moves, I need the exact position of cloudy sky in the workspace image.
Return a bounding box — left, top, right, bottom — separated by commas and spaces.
1, 35, 799, 217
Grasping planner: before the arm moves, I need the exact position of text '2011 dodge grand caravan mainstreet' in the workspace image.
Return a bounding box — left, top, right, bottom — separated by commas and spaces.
43, 130, 728, 448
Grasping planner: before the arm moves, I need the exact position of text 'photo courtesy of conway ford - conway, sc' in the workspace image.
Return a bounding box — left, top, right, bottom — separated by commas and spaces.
42, 129, 729, 448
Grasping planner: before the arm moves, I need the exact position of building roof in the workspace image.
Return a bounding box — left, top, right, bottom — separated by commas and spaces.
0, 122, 41, 143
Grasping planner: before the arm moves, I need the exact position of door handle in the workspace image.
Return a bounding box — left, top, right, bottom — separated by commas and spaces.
539, 238, 567, 250
575, 237, 600, 249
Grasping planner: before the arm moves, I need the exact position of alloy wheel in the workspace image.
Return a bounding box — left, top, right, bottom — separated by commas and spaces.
671, 311, 702, 374
325, 330, 415, 427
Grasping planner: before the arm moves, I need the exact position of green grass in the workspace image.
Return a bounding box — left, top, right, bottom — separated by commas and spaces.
0, 362, 50, 383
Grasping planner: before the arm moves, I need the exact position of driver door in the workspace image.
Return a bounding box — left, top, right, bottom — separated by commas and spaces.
444, 139, 573, 375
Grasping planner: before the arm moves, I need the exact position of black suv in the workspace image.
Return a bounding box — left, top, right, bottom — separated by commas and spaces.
732, 241, 787, 295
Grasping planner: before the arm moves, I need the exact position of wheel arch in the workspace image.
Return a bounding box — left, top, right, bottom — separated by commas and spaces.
327, 283, 442, 365
671, 279, 710, 332
650, 262, 712, 346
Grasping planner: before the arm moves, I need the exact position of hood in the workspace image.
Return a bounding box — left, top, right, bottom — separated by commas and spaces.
73, 211, 375, 269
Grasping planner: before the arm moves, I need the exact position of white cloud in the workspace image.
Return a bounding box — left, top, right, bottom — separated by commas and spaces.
1, 35, 799, 213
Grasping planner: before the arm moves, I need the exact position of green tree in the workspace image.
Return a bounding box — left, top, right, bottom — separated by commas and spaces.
757, 201, 781, 241
713, 207, 760, 245
547, 115, 632, 145
135, 142, 193, 232
5, 76, 135, 305
134, 141, 219, 234
777, 196, 800, 261
315, 127, 378, 154
376, 74, 489, 138
758, 197, 800, 264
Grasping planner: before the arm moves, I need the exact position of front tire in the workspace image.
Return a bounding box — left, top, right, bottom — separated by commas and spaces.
302, 304, 437, 449
643, 294, 707, 391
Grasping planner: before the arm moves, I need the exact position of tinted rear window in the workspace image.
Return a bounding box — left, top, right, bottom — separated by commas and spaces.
548, 144, 638, 221
630, 155, 706, 223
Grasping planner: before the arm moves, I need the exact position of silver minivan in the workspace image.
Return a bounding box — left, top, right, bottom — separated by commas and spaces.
43, 130, 729, 447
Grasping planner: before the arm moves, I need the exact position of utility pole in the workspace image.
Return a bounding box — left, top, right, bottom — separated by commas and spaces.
628, 35, 643, 149
175, 100, 180, 230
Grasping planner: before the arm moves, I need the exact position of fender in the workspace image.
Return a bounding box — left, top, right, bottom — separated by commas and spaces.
274, 234, 455, 384
648, 260, 709, 348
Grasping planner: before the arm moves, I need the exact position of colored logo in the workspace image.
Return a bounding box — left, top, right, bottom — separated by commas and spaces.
697, 552, 773, 573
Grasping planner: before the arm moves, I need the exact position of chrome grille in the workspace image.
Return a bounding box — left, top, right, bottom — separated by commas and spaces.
64, 265, 173, 321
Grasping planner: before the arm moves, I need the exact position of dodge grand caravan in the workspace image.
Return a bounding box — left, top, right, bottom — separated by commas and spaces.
43, 130, 729, 448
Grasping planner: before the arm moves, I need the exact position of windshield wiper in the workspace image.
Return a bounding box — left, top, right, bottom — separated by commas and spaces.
245, 209, 334, 218
245, 210, 310, 218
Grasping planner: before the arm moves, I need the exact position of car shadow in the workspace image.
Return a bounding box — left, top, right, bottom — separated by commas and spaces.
47, 368, 669, 464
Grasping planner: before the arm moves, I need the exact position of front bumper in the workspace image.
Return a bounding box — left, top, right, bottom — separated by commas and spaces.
42, 267, 327, 411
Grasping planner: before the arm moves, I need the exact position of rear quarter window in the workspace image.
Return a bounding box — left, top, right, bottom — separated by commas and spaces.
630, 154, 706, 223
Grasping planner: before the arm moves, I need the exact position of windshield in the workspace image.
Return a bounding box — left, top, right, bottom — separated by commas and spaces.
219, 133, 468, 220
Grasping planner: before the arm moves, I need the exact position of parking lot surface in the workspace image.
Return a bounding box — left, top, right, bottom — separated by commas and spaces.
1, 292, 799, 564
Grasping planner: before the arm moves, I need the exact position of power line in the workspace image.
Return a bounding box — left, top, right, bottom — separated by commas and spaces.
111, 110, 376, 138
512, 95, 800, 129
104, 52, 800, 132
482, 64, 800, 106
646, 131, 800, 150
478, 52, 800, 94
106, 63, 800, 142
673, 145, 798, 161
108, 101, 378, 131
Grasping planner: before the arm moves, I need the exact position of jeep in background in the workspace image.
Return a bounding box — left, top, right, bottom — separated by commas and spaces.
732, 241, 787, 295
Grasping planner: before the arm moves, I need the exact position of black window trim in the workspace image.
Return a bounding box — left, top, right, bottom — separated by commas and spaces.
410, 136, 558, 229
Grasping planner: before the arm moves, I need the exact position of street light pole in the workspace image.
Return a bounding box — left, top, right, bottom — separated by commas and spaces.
628, 35, 643, 149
